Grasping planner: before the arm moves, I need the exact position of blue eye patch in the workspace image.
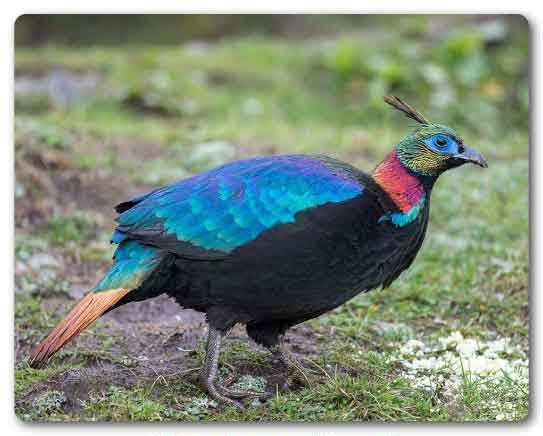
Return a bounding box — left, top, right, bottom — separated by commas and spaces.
424, 134, 461, 155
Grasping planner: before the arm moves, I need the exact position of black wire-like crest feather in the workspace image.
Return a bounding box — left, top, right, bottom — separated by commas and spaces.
384, 95, 429, 125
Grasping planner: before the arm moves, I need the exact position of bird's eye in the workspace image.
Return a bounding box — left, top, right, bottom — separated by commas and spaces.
435, 137, 448, 147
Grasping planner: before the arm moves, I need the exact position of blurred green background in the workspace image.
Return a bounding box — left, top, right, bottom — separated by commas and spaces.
15, 14, 529, 156
15, 15, 529, 422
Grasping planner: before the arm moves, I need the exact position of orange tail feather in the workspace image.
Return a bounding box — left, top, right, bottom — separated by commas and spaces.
28, 288, 131, 368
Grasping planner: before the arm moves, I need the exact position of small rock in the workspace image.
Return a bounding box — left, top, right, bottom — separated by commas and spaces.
478, 19, 509, 45
28, 253, 59, 270
433, 316, 446, 325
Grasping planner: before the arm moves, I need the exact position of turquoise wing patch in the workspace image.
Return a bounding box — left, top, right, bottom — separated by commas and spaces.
113, 155, 363, 254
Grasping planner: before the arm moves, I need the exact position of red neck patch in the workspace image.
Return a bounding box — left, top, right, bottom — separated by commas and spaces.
372, 150, 425, 213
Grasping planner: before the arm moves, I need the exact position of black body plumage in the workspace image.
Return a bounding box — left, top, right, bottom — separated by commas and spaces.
119, 156, 430, 349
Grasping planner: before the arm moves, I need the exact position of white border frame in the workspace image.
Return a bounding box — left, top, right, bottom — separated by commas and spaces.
2, 3, 539, 435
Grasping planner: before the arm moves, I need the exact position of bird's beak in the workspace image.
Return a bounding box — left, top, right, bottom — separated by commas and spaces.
455, 144, 488, 168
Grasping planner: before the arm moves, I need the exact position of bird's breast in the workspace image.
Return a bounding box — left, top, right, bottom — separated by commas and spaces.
169, 191, 429, 321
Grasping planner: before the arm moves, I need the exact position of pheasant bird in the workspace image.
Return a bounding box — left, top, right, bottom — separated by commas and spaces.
28, 96, 487, 407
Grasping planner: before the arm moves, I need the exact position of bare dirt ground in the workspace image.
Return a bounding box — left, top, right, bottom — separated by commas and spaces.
18, 294, 321, 414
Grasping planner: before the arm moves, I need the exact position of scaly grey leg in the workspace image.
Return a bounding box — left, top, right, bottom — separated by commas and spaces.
199, 326, 244, 409
198, 326, 270, 408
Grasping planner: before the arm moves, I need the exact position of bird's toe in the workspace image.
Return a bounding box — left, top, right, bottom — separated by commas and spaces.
216, 384, 272, 401
204, 383, 245, 410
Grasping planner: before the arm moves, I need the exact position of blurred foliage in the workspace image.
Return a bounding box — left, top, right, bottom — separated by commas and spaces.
15, 15, 529, 159
320, 16, 528, 136
15, 14, 372, 46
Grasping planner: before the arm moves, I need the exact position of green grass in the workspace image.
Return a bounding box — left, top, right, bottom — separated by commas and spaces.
14, 16, 529, 422
46, 215, 97, 245
15, 366, 70, 399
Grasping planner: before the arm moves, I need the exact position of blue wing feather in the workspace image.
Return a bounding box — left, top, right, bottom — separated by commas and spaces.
113, 155, 363, 255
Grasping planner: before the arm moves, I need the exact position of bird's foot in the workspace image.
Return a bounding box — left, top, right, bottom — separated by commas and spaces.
270, 347, 312, 388
198, 327, 272, 409
287, 360, 312, 387
200, 375, 271, 410
199, 374, 245, 410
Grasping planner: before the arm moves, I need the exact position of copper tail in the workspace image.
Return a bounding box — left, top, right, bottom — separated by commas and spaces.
28, 288, 131, 368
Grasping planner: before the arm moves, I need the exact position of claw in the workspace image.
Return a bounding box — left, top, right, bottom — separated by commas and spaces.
198, 326, 264, 409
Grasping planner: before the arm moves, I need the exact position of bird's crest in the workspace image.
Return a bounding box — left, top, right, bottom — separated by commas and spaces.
384, 95, 430, 125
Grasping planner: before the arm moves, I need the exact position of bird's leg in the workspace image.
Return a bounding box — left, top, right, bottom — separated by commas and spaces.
199, 327, 270, 408
199, 327, 244, 409
268, 338, 310, 390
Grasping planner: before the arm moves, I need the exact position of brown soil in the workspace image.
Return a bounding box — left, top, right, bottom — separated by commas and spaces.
19, 291, 322, 412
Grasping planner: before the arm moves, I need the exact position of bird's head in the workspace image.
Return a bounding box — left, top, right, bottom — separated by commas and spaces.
384, 96, 488, 177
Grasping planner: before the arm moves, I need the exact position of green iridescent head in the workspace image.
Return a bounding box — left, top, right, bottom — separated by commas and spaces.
384, 96, 488, 177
